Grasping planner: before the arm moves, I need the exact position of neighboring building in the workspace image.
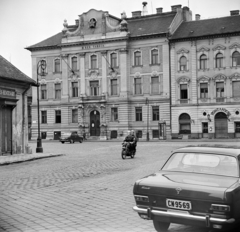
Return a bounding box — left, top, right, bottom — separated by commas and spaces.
0, 55, 37, 155
170, 10, 240, 139
26, 4, 192, 140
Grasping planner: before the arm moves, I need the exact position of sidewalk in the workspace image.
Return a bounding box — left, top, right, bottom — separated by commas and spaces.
0, 152, 64, 166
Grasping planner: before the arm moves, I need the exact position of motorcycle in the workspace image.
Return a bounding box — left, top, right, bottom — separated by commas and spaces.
121, 141, 136, 159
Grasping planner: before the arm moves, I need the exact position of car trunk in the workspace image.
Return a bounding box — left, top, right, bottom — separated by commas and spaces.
135, 171, 237, 212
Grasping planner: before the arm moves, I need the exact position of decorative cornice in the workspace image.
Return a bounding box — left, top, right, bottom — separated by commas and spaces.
212, 44, 226, 51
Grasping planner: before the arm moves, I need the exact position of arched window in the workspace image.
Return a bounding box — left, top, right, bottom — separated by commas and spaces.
54, 59, 60, 73
91, 55, 97, 69
179, 113, 191, 134
180, 56, 187, 71
110, 53, 117, 68
200, 54, 207, 69
232, 51, 240, 67
134, 51, 141, 66
215, 52, 223, 68
151, 49, 158, 65
71, 57, 77, 71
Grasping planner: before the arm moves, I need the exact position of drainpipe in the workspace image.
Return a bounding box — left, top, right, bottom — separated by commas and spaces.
22, 85, 31, 154
167, 37, 172, 138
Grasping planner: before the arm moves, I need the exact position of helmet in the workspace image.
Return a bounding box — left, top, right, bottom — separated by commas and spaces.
131, 130, 135, 135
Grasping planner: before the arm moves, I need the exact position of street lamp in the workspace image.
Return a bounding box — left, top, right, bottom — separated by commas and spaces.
145, 97, 149, 141
36, 59, 47, 153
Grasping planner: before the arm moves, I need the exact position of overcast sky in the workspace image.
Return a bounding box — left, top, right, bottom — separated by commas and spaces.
0, 0, 240, 78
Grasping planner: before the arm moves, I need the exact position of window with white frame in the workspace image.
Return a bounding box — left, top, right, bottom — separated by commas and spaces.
151, 49, 158, 65
111, 107, 118, 121
134, 51, 141, 66
55, 83, 61, 99
134, 78, 142, 95
135, 107, 142, 121
232, 51, 240, 67
90, 80, 99, 96
72, 109, 78, 123
151, 76, 159, 94
180, 56, 187, 71
215, 52, 223, 68
216, 82, 224, 98
199, 54, 207, 70
200, 83, 208, 98
110, 79, 118, 96
41, 84, 47, 99
110, 53, 117, 68
90, 54, 97, 69
54, 59, 60, 73
232, 81, 240, 97
71, 57, 78, 71
72, 82, 78, 97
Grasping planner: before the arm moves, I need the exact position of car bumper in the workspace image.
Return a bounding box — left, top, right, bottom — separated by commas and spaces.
133, 206, 235, 225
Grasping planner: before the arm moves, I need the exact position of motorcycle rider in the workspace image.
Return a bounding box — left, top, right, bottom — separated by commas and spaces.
130, 130, 137, 153
123, 130, 135, 152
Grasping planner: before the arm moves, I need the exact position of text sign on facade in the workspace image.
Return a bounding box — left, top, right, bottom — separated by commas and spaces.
0, 88, 16, 99
211, 108, 231, 117
81, 44, 104, 50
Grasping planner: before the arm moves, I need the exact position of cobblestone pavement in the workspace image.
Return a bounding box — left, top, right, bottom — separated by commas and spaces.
0, 141, 237, 232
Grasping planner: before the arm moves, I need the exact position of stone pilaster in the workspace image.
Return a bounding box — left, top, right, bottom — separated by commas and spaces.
80, 53, 86, 96
119, 48, 128, 97
101, 51, 107, 94
61, 54, 69, 102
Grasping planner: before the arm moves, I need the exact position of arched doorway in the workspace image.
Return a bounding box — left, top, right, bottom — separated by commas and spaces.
215, 112, 228, 138
90, 110, 100, 136
179, 113, 191, 134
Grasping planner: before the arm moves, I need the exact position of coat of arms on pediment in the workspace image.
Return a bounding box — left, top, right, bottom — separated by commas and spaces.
177, 76, 190, 83
197, 46, 210, 53
212, 74, 227, 81
177, 48, 189, 54
89, 18, 97, 28
212, 44, 226, 51
229, 42, 240, 50
88, 69, 99, 78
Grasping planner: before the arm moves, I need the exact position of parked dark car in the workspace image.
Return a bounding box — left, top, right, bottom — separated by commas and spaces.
133, 145, 240, 231
59, 131, 83, 144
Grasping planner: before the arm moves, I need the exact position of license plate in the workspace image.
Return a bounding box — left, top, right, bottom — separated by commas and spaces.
166, 199, 192, 210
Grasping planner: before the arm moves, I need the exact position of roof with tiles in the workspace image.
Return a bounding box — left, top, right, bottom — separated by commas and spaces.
0, 55, 37, 86
171, 15, 240, 40
26, 11, 176, 51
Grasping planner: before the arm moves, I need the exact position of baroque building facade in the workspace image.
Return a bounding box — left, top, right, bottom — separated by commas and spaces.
170, 10, 240, 139
26, 4, 192, 140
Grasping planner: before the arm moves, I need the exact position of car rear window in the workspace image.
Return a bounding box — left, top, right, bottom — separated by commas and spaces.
162, 152, 239, 177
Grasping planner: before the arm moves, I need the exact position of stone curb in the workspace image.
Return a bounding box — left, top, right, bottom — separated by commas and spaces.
0, 153, 64, 166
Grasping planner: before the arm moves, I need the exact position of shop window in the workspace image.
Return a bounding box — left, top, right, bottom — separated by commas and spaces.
110, 53, 117, 68
151, 49, 158, 65
235, 122, 240, 133
232, 51, 240, 67
134, 51, 141, 66
179, 56, 187, 71
41, 84, 47, 99
232, 81, 240, 97
110, 79, 118, 96
152, 130, 159, 138
200, 83, 208, 98
200, 54, 207, 69
152, 106, 159, 121
134, 78, 142, 95
215, 52, 223, 68
111, 107, 118, 121
202, 122, 208, 133
151, 76, 159, 94
72, 109, 78, 123
90, 80, 99, 96
41, 111, 47, 124
71, 57, 78, 71
135, 107, 142, 121
72, 82, 78, 97
55, 83, 61, 99
55, 110, 61, 123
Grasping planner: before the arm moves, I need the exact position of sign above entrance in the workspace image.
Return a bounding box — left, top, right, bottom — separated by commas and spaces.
211, 108, 231, 117
0, 88, 16, 99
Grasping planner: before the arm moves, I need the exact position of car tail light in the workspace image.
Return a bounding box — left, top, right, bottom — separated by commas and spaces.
134, 195, 149, 202
211, 204, 230, 212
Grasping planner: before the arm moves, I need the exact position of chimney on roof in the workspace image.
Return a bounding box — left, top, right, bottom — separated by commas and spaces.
132, 11, 142, 17
195, 14, 201, 20
171, 4, 182, 12
75, 19, 79, 26
142, 2, 148, 16
156, 7, 163, 14
182, 6, 192, 21
230, 10, 239, 16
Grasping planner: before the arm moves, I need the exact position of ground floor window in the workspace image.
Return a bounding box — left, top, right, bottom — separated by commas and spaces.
235, 122, 240, 133
136, 130, 142, 138
152, 130, 159, 138
111, 130, 117, 138
41, 132, 47, 139
179, 113, 191, 134
202, 122, 208, 133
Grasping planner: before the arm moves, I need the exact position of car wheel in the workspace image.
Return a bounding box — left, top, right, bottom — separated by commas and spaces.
70, 139, 73, 144
153, 220, 170, 232
121, 150, 126, 159
79, 139, 82, 143
61, 142, 64, 144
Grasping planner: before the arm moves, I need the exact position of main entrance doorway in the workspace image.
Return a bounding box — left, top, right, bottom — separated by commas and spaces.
90, 110, 100, 136
215, 112, 228, 138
